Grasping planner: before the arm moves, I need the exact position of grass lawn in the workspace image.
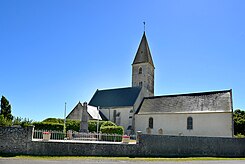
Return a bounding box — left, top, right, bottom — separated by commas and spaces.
1, 156, 245, 161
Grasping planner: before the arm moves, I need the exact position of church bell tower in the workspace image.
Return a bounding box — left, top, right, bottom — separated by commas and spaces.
132, 32, 155, 97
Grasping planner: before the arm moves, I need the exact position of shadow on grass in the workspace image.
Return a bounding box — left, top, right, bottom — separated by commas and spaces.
0, 153, 17, 157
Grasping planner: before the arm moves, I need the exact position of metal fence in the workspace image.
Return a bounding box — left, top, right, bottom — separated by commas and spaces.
33, 130, 132, 142
33, 130, 66, 140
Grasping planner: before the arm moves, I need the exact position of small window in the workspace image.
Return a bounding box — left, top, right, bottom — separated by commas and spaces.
149, 117, 153, 129
139, 67, 142, 74
139, 82, 143, 87
187, 117, 193, 130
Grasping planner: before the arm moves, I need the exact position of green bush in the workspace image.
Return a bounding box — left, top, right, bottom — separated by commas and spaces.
0, 114, 12, 126
12, 117, 22, 125
66, 120, 80, 132
100, 125, 124, 135
64, 119, 108, 132
100, 121, 116, 127
35, 118, 118, 133
235, 133, 245, 138
20, 118, 33, 127
33, 122, 64, 131
65, 120, 113, 132
12, 117, 33, 127
88, 120, 103, 132
234, 109, 245, 135
42, 118, 64, 124
100, 126, 124, 142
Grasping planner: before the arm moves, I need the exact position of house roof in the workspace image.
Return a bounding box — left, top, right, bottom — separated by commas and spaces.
136, 89, 232, 114
66, 102, 83, 119
87, 105, 102, 120
132, 32, 154, 67
89, 87, 142, 108
66, 102, 102, 120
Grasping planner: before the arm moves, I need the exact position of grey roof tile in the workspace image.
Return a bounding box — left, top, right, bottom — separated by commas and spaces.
89, 87, 141, 108
136, 90, 232, 114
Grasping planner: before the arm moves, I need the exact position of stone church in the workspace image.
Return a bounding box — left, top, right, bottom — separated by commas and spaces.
67, 31, 234, 137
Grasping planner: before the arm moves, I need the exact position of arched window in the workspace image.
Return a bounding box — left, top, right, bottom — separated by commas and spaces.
139, 67, 142, 74
187, 117, 193, 130
149, 117, 153, 129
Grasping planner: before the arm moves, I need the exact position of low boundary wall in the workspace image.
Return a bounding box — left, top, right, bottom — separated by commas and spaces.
0, 126, 244, 157
138, 134, 245, 157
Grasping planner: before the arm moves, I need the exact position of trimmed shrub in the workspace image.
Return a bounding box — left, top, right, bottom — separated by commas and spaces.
65, 120, 108, 132
66, 120, 80, 132
35, 118, 118, 133
33, 122, 64, 131
88, 120, 106, 132
100, 126, 124, 142
100, 125, 124, 135
100, 121, 116, 127
42, 118, 64, 124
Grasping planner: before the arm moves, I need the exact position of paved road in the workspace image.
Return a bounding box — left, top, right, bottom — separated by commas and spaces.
0, 159, 245, 164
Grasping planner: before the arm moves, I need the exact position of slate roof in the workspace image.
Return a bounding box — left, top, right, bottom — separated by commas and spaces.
136, 90, 232, 114
132, 32, 154, 67
89, 87, 142, 108
66, 102, 102, 120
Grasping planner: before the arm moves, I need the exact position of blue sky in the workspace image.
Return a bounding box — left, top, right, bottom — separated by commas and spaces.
0, 0, 244, 121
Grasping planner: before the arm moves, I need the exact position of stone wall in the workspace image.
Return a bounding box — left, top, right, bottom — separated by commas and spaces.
0, 126, 33, 155
30, 142, 138, 156
138, 134, 245, 157
0, 126, 245, 157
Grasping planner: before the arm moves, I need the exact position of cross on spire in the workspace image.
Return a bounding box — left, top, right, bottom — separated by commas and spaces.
143, 22, 146, 32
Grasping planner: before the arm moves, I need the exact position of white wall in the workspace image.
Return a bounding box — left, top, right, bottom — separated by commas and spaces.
100, 107, 133, 133
135, 112, 233, 137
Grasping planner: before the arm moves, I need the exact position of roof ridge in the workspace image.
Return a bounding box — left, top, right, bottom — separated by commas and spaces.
97, 86, 141, 92
145, 89, 232, 99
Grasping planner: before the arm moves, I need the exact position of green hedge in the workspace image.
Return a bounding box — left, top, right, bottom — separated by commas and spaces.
100, 125, 124, 135
33, 122, 64, 131
100, 126, 124, 142
88, 120, 107, 132
100, 121, 116, 127
42, 118, 64, 124
66, 120, 80, 132
33, 118, 116, 133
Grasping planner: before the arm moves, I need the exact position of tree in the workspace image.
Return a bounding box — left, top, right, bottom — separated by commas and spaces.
0, 114, 12, 126
12, 116, 33, 127
0, 96, 13, 120
233, 109, 245, 136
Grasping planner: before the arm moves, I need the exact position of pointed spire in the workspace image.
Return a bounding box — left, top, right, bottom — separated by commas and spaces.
132, 32, 154, 67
